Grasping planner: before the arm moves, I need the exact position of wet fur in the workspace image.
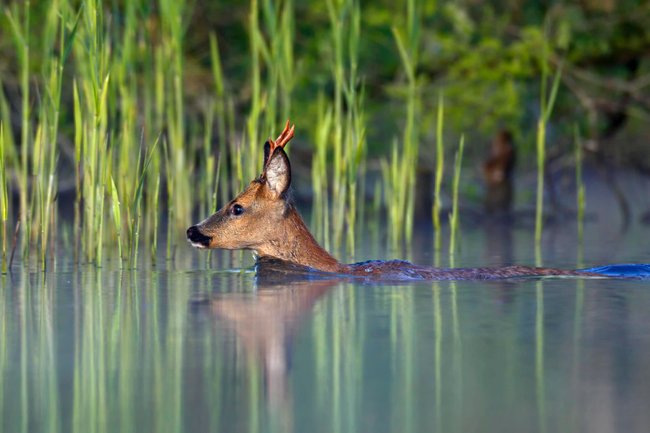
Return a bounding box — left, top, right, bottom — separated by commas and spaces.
189, 132, 604, 281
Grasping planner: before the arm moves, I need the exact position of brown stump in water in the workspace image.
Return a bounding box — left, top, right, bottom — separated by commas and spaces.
483, 130, 516, 214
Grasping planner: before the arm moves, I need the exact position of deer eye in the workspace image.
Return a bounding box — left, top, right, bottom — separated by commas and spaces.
231, 204, 244, 216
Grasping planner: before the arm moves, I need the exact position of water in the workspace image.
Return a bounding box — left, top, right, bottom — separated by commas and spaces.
1, 220, 650, 433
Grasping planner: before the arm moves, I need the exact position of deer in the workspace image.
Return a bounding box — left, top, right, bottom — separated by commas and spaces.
187, 121, 650, 281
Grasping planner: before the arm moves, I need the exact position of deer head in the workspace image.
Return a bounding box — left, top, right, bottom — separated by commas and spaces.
186, 121, 296, 251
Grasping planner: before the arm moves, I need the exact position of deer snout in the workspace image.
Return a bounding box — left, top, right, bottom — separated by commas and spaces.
187, 225, 212, 248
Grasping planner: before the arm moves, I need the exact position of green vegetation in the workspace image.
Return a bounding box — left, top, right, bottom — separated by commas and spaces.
0, 124, 7, 272
0, 0, 647, 268
448, 135, 464, 259
433, 96, 445, 251
575, 126, 586, 246
534, 45, 563, 245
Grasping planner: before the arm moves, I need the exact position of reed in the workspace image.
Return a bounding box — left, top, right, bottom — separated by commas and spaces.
311, 94, 333, 251
322, 0, 366, 253
574, 126, 586, 245
0, 0, 578, 271
5, 2, 31, 255
159, 0, 192, 237
433, 95, 445, 251
0, 124, 7, 273
383, 0, 422, 248
448, 135, 464, 259
36, 4, 68, 270
129, 139, 159, 269
109, 177, 122, 265
534, 45, 562, 245
245, 0, 263, 187
208, 31, 234, 213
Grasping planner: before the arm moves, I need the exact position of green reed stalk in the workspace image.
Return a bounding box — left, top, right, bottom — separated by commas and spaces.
71, 0, 112, 263
344, 1, 365, 255
433, 95, 444, 251
535, 47, 562, 245
448, 135, 464, 258
534, 119, 545, 245
279, 0, 295, 120
209, 30, 228, 196
159, 0, 191, 235
321, 0, 365, 253
311, 94, 333, 250
0, 124, 7, 273
5, 2, 30, 255
246, 0, 263, 183
325, 0, 346, 248
72, 80, 82, 257
150, 175, 161, 264
38, 5, 69, 270
94, 75, 111, 266
130, 138, 159, 269
385, 0, 421, 248
574, 126, 585, 245
260, 0, 278, 136
109, 177, 122, 264
381, 141, 399, 248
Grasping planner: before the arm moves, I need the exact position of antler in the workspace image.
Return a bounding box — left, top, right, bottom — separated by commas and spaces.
267, 120, 295, 158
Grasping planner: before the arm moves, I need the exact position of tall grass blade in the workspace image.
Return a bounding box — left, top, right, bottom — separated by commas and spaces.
448, 135, 464, 259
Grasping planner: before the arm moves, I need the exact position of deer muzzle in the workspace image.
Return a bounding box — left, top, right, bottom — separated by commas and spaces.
186, 225, 212, 249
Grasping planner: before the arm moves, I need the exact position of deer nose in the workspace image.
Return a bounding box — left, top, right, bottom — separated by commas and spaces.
187, 225, 212, 247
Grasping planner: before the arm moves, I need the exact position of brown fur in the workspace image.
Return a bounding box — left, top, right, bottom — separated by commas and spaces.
189, 124, 598, 281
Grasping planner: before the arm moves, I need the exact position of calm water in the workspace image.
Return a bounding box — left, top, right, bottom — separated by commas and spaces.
1, 219, 650, 433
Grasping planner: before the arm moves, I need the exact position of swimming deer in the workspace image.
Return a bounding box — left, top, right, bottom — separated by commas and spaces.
187, 121, 650, 281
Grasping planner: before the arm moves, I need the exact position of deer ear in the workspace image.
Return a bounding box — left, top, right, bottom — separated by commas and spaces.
263, 140, 271, 167
265, 147, 291, 197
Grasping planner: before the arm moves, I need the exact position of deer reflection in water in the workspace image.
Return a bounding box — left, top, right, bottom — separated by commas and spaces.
205, 274, 338, 432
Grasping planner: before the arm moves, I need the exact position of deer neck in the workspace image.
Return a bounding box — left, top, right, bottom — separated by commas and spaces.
255, 206, 343, 273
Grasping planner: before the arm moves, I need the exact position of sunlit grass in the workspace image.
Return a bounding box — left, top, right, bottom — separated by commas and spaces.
448, 135, 464, 259
5, 2, 31, 256
574, 126, 586, 247
383, 0, 422, 249
311, 93, 333, 251
535, 44, 562, 247
320, 0, 366, 254
433, 95, 445, 252
0, 123, 8, 272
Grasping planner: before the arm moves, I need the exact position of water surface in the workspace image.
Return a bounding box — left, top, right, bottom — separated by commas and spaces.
1, 222, 649, 433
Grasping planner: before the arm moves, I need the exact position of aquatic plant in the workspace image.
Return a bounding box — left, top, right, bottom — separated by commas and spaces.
383, 0, 422, 248
308, 0, 366, 255
433, 95, 445, 251
574, 126, 586, 245
534, 42, 562, 245
5, 2, 31, 255
0, 124, 7, 273
0, 0, 598, 271
448, 135, 464, 258
311, 94, 333, 251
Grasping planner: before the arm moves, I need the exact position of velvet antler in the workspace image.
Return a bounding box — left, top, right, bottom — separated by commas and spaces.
270, 120, 295, 153
264, 120, 295, 169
